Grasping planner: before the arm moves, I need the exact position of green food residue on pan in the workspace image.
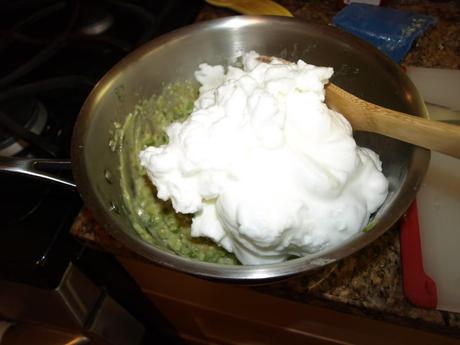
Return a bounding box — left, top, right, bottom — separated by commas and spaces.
116, 81, 239, 265
362, 219, 376, 233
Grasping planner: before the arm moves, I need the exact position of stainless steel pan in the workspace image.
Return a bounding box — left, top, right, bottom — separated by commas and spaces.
0, 16, 430, 282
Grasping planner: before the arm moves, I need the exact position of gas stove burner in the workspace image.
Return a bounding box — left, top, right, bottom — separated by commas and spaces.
76, 2, 114, 35
0, 97, 48, 156
0, 0, 204, 296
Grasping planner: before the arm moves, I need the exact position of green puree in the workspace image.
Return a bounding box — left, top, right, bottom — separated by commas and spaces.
117, 82, 239, 265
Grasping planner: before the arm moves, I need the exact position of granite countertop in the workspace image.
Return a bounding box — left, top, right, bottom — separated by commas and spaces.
196, 0, 460, 68
70, 0, 460, 339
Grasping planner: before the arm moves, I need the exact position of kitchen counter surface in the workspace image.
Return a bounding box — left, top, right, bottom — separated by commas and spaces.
70, 0, 460, 340
71, 208, 460, 339
196, 0, 460, 69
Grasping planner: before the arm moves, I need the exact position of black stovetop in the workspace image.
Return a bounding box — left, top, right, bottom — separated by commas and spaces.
0, 0, 203, 288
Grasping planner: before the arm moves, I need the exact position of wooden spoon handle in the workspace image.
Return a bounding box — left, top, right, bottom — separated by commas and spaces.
326, 84, 460, 159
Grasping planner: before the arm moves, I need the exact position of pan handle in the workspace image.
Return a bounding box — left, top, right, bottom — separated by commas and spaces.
0, 156, 76, 189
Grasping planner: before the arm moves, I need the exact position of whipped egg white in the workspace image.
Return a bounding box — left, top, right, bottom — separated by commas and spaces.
139, 51, 389, 265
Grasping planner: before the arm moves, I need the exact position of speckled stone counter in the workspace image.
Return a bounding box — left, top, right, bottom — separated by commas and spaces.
71, 208, 460, 339
70, 0, 460, 340
255, 227, 460, 338
195, 0, 460, 69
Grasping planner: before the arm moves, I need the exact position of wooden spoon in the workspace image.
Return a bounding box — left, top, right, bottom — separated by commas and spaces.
325, 83, 460, 159
258, 55, 460, 159
205, 0, 293, 17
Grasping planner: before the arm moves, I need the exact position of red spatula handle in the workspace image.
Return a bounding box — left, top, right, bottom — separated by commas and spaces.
400, 201, 437, 309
